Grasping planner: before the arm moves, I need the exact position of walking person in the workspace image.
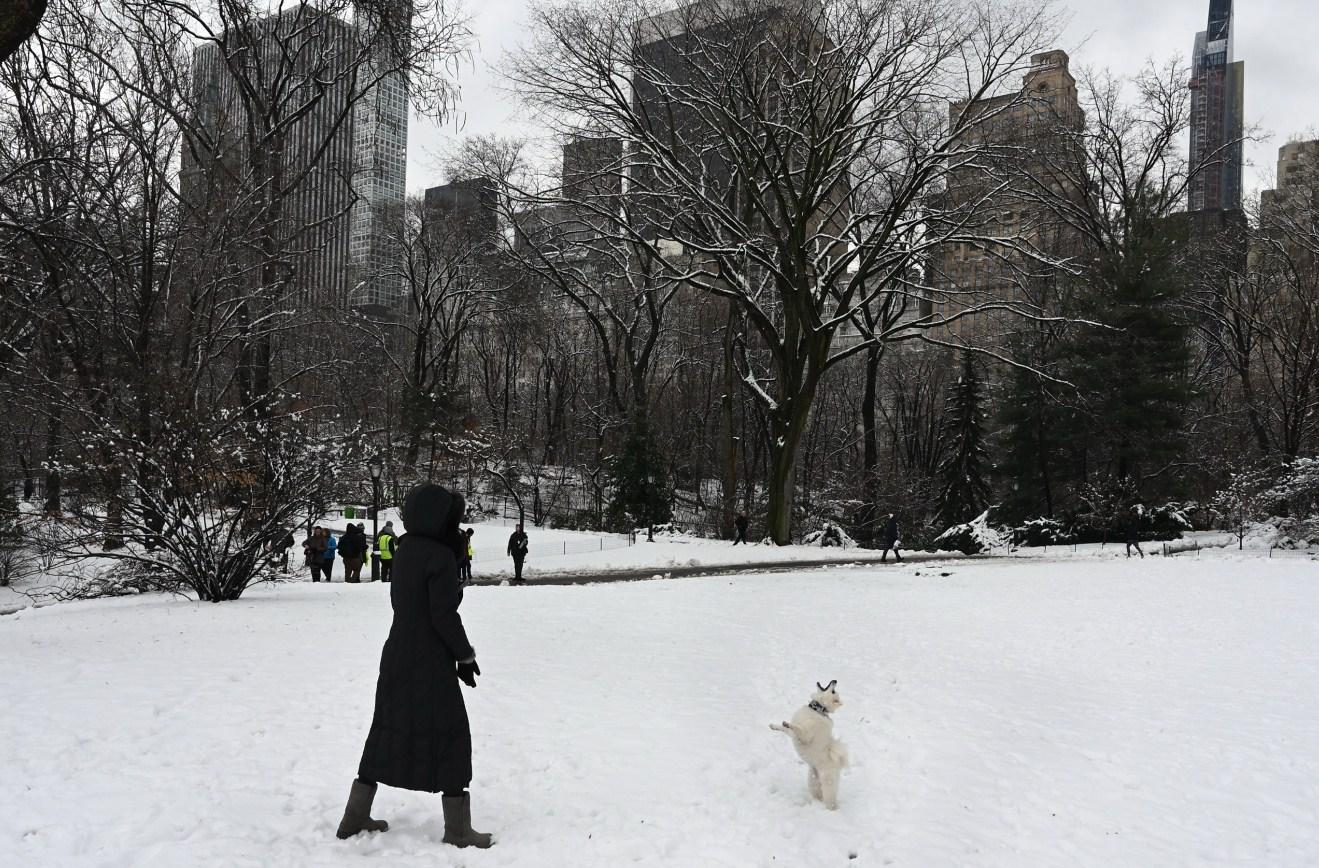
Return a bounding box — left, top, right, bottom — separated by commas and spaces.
336, 483, 493, 849
732, 511, 749, 545
304, 527, 328, 582
340, 523, 367, 583
1125, 508, 1145, 559
506, 524, 529, 584
323, 529, 338, 582
377, 521, 397, 583
280, 530, 295, 572
460, 528, 475, 585
879, 513, 902, 563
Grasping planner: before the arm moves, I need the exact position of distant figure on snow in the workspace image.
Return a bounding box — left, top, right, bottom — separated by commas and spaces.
879, 513, 902, 563
507, 524, 529, 584
460, 528, 475, 585
733, 511, 750, 545
377, 521, 398, 583
340, 523, 368, 582
323, 529, 338, 581
280, 530, 295, 572
304, 527, 328, 582
336, 482, 493, 849
1124, 509, 1145, 559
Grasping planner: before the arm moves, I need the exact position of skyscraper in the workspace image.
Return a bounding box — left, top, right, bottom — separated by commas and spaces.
182, 3, 408, 312
932, 50, 1086, 342
1188, 0, 1245, 213
350, 1, 410, 312
1260, 139, 1319, 214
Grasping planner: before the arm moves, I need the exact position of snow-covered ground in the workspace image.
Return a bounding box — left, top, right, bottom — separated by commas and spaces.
3, 555, 1319, 867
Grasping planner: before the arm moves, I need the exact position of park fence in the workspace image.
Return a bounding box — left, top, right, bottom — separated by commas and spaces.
1161, 538, 1317, 558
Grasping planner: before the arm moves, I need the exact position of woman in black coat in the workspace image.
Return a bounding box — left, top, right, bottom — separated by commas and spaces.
336, 482, 493, 849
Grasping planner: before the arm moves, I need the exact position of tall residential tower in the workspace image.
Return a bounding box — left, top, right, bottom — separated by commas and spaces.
1188, 0, 1245, 213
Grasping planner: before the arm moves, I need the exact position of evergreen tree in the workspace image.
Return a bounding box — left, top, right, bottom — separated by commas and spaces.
998, 345, 1069, 521
1060, 216, 1193, 487
936, 353, 993, 529
605, 416, 672, 533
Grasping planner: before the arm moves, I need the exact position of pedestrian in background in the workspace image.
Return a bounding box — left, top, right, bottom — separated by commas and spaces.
733, 512, 749, 545
506, 524, 528, 584
879, 513, 902, 563
304, 527, 328, 582
377, 521, 397, 583
340, 523, 368, 582
280, 530, 295, 572
1125, 507, 1145, 559
460, 528, 475, 585
324, 529, 338, 581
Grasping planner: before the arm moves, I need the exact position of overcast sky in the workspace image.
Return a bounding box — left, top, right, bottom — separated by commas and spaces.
406, 0, 1319, 198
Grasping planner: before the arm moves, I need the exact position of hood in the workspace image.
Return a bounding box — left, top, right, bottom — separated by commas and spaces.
401, 483, 465, 541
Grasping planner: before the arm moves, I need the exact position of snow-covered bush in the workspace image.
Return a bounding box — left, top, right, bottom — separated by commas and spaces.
59, 411, 347, 602
801, 522, 855, 548
1265, 457, 1319, 519
933, 511, 1006, 555
1210, 458, 1319, 548
1246, 516, 1319, 550
633, 521, 687, 538
1071, 476, 1136, 541
1009, 517, 1075, 548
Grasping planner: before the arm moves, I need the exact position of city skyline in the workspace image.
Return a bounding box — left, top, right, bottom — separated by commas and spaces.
407, 0, 1319, 201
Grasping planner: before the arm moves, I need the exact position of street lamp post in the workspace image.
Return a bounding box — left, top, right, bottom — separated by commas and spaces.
370, 460, 383, 581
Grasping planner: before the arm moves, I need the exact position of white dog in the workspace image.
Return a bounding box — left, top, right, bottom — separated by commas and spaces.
770, 680, 849, 809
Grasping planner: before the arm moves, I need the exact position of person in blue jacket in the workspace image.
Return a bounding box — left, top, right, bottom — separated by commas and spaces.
324, 530, 338, 581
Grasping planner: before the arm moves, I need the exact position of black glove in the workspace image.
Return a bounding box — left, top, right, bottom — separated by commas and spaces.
457, 659, 480, 688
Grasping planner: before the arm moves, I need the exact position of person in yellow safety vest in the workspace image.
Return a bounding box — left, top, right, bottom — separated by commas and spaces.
377, 521, 397, 583
460, 528, 475, 585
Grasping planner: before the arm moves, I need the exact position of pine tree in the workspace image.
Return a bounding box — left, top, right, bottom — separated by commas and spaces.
1061, 217, 1193, 487
605, 416, 672, 533
936, 353, 993, 529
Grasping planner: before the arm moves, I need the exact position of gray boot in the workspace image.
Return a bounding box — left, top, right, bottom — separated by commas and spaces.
336, 779, 389, 839
442, 794, 494, 849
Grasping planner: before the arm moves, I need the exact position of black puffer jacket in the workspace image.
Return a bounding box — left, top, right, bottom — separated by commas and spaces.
357, 483, 476, 793
338, 526, 367, 559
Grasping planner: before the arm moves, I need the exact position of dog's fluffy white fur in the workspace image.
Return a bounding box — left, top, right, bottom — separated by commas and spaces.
770, 681, 849, 809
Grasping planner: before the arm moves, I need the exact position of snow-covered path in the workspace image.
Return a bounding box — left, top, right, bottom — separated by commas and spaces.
3, 557, 1318, 867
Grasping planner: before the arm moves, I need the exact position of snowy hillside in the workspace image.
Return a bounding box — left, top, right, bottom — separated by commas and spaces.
3, 557, 1319, 867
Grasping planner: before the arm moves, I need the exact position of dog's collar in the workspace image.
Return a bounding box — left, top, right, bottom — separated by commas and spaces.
808, 700, 831, 717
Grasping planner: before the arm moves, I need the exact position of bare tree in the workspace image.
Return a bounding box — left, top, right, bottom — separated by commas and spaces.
510, 0, 1063, 542
1195, 163, 1319, 459
376, 194, 508, 464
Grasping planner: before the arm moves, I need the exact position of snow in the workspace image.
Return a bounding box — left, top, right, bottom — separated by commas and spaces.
4, 555, 1319, 866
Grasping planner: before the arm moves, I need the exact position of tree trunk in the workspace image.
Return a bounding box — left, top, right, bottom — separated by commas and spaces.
103, 463, 125, 549
43, 413, 61, 517
765, 427, 801, 546
720, 303, 739, 538
859, 345, 880, 545
764, 392, 814, 545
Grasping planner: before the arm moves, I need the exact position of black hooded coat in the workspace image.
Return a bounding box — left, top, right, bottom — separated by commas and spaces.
357, 483, 475, 793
